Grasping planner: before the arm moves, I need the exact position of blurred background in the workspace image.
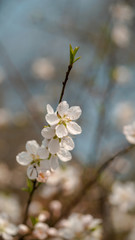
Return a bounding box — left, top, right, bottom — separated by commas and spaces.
1, 0, 135, 239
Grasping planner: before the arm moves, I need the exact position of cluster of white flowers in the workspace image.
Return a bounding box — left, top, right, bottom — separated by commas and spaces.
19, 212, 102, 240
16, 101, 82, 180
58, 213, 102, 240
109, 182, 135, 212
0, 213, 18, 240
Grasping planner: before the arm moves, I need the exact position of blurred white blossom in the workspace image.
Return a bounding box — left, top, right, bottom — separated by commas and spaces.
0, 213, 18, 240
32, 58, 55, 80
58, 213, 102, 240
113, 66, 132, 84
123, 122, 135, 144
40, 165, 81, 197
113, 102, 134, 129
33, 222, 49, 239
18, 224, 29, 235
111, 24, 131, 48
110, 3, 134, 23
0, 193, 21, 222
109, 182, 135, 212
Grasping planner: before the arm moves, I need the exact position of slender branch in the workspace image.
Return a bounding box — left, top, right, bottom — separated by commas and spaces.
52, 144, 135, 225
23, 180, 37, 224
59, 64, 72, 103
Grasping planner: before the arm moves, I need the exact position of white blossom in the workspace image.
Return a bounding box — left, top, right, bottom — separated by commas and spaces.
16, 140, 51, 179
123, 122, 135, 144
33, 222, 48, 240
114, 66, 132, 84
58, 213, 102, 240
32, 58, 55, 81
109, 182, 135, 212
45, 101, 82, 138
110, 3, 134, 23
0, 193, 21, 222
37, 170, 51, 183
41, 139, 72, 169
40, 165, 81, 198
111, 24, 131, 48
0, 213, 18, 240
18, 224, 29, 235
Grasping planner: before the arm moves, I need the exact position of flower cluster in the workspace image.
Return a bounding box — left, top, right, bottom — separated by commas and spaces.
58, 213, 102, 240
19, 212, 102, 240
16, 101, 82, 180
109, 182, 135, 212
41, 101, 82, 164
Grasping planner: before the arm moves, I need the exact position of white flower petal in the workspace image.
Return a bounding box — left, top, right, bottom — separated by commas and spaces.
57, 148, 72, 162
6, 224, 18, 235
50, 155, 59, 170
2, 232, 13, 240
48, 138, 60, 154
47, 104, 54, 114
56, 124, 68, 138
16, 152, 32, 166
27, 165, 38, 180
67, 106, 82, 120
57, 101, 69, 117
37, 147, 49, 159
33, 223, 48, 239
41, 127, 55, 140
26, 140, 39, 155
67, 121, 82, 135
39, 160, 51, 170
61, 136, 75, 150
35, 222, 48, 230
45, 113, 59, 126
41, 139, 49, 147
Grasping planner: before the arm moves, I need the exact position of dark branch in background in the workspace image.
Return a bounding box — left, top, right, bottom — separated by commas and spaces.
52, 144, 135, 226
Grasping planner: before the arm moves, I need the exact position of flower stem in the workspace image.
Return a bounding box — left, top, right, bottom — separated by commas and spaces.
23, 180, 37, 224
59, 64, 72, 103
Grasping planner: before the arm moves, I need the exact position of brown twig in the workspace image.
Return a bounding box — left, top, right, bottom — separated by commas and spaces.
23, 180, 37, 224
59, 64, 72, 103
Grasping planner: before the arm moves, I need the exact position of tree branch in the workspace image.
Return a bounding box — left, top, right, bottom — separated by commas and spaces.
59, 64, 72, 103
23, 181, 37, 224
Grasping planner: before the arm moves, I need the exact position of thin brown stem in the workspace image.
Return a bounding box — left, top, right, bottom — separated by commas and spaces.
23, 180, 37, 224
59, 64, 72, 103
